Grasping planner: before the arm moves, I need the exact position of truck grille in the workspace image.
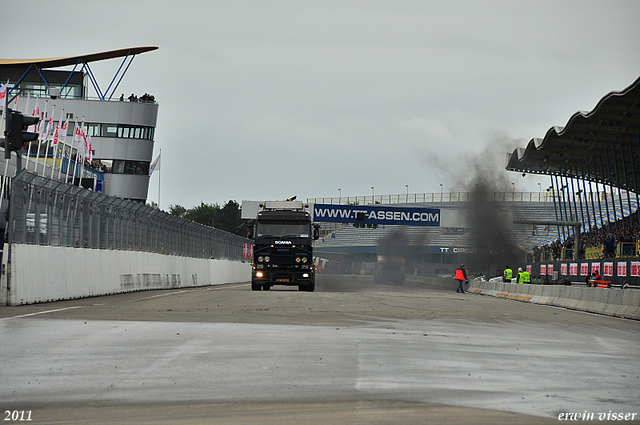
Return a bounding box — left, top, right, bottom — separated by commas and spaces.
272, 251, 294, 265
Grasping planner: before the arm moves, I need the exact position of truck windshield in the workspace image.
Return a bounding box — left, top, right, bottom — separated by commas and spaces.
257, 223, 310, 238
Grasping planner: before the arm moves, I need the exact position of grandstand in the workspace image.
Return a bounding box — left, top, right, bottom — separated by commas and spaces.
310, 77, 640, 285
311, 195, 559, 276
504, 76, 640, 286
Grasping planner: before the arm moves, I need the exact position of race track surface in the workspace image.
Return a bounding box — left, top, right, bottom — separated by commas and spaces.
1, 275, 639, 424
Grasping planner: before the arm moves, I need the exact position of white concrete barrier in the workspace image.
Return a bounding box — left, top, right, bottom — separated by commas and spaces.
5, 244, 251, 305
586, 288, 610, 315
618, 290, 640, 320
469, 279, 640, 320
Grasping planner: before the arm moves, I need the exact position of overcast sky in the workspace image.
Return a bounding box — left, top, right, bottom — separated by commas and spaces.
4, 1, 640, 209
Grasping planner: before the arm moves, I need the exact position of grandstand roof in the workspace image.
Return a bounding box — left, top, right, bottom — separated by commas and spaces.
0, 46, 158, 69
506, 76, 640, 192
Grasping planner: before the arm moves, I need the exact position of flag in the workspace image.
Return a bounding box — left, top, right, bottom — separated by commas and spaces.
87, 134, 93, 162
51, 119, 61, 146
29, 100, 40, 133
0, 85, 6, 107
43, 108, 55, 143
38, 112, 46, 140
149, 153, 161, 176
82, 126, 89, 158
74, 119, 83, 154
60, 115, 69, 137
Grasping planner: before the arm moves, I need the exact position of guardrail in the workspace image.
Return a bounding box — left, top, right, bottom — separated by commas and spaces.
8, 170, 251, 261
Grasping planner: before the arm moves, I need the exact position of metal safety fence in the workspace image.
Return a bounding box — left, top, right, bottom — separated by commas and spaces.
307, 191, 555, 206
7, 170, 251, 260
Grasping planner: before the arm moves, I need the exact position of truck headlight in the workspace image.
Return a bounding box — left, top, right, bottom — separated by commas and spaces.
296, 257, 301, 263
265, 256, 270, 262
258, 256, 264, 263
255, 271, 264, 278
302, 257, 308, 263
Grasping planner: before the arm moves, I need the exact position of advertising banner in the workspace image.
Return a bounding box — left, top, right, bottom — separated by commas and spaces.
617, 261, 627, 277
580, 263, 589, 276
313, 203, 440, 226
603, 262, 614, 277
569, 263, 578, 276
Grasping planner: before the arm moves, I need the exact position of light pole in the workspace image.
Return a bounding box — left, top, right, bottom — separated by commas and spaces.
538, 182, 541, 201
371, 186, 374, 204
440, 183, 443, 201
338, 188, 341, 200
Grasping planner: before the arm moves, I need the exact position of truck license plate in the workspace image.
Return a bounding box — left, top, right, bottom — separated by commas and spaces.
276, 278, 290, 282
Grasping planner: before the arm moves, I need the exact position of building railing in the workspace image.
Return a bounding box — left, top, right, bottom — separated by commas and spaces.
7, 170, 251, 261
308, 191, 557, 205
585, 246, 604, 259
617, 242, 638, 258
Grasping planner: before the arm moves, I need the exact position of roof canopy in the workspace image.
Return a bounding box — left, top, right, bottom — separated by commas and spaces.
506, 76, 640, 193
0, 46, 158, 69
1, 46, 158, 101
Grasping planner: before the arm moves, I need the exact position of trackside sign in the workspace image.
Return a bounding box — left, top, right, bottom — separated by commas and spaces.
312, 203, 440, 227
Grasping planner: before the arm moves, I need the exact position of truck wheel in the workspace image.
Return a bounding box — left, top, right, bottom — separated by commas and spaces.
251, 282, 261, 291
262, 284, 270, 291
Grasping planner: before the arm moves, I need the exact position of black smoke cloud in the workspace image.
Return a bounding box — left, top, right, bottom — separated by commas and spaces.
377, 229, 410, 258
423, 130, 524, 276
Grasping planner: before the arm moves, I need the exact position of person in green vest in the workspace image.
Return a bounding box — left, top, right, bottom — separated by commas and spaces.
503, 265, 513, 282
516, 267, 531, 284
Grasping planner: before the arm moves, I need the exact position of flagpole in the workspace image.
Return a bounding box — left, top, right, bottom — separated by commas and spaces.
22, 94, 30, 171
26, 98, 39, 172
50, 109, 63, 179
35, 100, 48, 175
0, 81, 9, 201
67, 118, 79, 184
78, 117, 85, 189
158, 148, 161, 209
41, 106, 52, 178
25, 141, 34, 172
57, 114, 68, 180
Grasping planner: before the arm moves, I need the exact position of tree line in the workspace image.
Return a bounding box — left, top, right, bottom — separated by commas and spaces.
167, 200, 243, 234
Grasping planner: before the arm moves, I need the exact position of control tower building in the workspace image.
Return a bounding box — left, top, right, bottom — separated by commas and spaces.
0, 46, 159, 203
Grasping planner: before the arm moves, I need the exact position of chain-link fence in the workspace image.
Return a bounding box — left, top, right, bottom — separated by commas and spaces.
7, 170, 251, 260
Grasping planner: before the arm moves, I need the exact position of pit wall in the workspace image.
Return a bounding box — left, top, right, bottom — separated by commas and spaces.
468, 279, 640, 321
1, 244, 252, 306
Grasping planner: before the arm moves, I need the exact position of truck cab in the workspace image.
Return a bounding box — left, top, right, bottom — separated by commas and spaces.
251, 201, 319, 292
375, 255, 405, 285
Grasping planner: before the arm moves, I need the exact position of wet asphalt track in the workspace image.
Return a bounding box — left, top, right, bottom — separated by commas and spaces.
1, 275, 639, 424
